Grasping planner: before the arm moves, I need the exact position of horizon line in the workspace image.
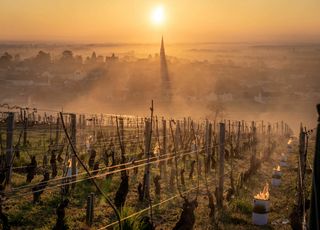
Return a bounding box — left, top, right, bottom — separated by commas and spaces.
1, 39, 320, 46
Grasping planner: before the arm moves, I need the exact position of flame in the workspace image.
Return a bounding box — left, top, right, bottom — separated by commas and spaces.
254, 183, 270, 200
287, 139, 292, 145
273, 165, 281, 171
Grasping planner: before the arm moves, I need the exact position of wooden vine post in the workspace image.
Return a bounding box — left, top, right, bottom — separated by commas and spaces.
70, 114, 77, 188
119, 117, 124, 142
5, 112, 14, 189
205, 120, 212, 173
297, 124, 306, 227
0, 126, 2, 156
241, 120, 244, 133
236, 121, 240, 157
55, 115, 60, 145
32, 110, 36, 124
309, 104, 320, 230
309, 104, 320, 229
252, 121, 257, 164
93, 116, 96, 142
161, 119, 167, 180
299, 126, 306, 183
228, 120, 231, 140
175, 120, 181, 151
267, 124, 271, 157
230, 128, 235, 193
183, 117, 186, 135
218, 122, 225, 209
209, 121, 213, 166
284, 123, 287, 136
83, 115, 86, 129
143, 118, 152, 199
86, 192, 95, 226
23, 109, 28, 146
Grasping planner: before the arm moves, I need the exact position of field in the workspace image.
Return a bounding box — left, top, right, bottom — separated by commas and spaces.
0, 107, 313, 230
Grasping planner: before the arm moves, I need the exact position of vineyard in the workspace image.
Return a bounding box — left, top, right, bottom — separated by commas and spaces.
0, 103, 317, 230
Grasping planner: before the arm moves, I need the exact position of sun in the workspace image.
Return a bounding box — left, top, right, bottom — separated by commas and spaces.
151, 5, 165, 25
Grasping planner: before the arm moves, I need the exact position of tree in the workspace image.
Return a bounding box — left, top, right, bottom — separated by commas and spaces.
34, 50, 51, 66
0, 52, 13, 68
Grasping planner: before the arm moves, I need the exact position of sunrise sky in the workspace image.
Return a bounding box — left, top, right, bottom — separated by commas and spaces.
1, 0, 320, 43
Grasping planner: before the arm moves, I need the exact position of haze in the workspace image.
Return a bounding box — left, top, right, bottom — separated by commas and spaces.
1, 0, 320, 43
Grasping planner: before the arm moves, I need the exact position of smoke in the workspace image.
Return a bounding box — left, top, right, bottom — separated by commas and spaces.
1, 43, 319, 134
63, 49, 318, 135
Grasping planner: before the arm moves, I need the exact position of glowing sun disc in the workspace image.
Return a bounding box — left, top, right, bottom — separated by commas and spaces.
151, 6, 165, 25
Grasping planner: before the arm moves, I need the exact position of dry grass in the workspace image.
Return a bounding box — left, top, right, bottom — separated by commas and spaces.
3, 137, 310, 230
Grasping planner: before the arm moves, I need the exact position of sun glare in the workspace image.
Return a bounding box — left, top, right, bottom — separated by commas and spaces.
151, 5, 165, 25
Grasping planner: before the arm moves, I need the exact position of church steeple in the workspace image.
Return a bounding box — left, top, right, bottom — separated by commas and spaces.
159, 36, 171, 102
160, 36, 169, 82
160, 36, 165, 57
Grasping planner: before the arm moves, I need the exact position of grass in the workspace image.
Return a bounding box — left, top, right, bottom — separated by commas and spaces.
218, 138, 305, 230
2, 131, 311, 230
232, 198, 252, 215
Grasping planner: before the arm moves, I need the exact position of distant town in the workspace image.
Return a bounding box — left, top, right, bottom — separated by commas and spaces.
0, 42, 319, 125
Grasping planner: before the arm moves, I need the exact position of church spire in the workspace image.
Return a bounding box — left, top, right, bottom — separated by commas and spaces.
159, 36, 171, 102
160, 36, 169, 82
160, 35, 165, 57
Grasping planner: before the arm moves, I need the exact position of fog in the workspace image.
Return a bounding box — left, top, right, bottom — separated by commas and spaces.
1, 42, 319, 133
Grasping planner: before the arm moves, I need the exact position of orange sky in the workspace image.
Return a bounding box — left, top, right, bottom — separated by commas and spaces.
1, 0, 320, 43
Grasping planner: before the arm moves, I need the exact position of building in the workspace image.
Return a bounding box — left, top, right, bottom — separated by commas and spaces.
160, 36, 172, 102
